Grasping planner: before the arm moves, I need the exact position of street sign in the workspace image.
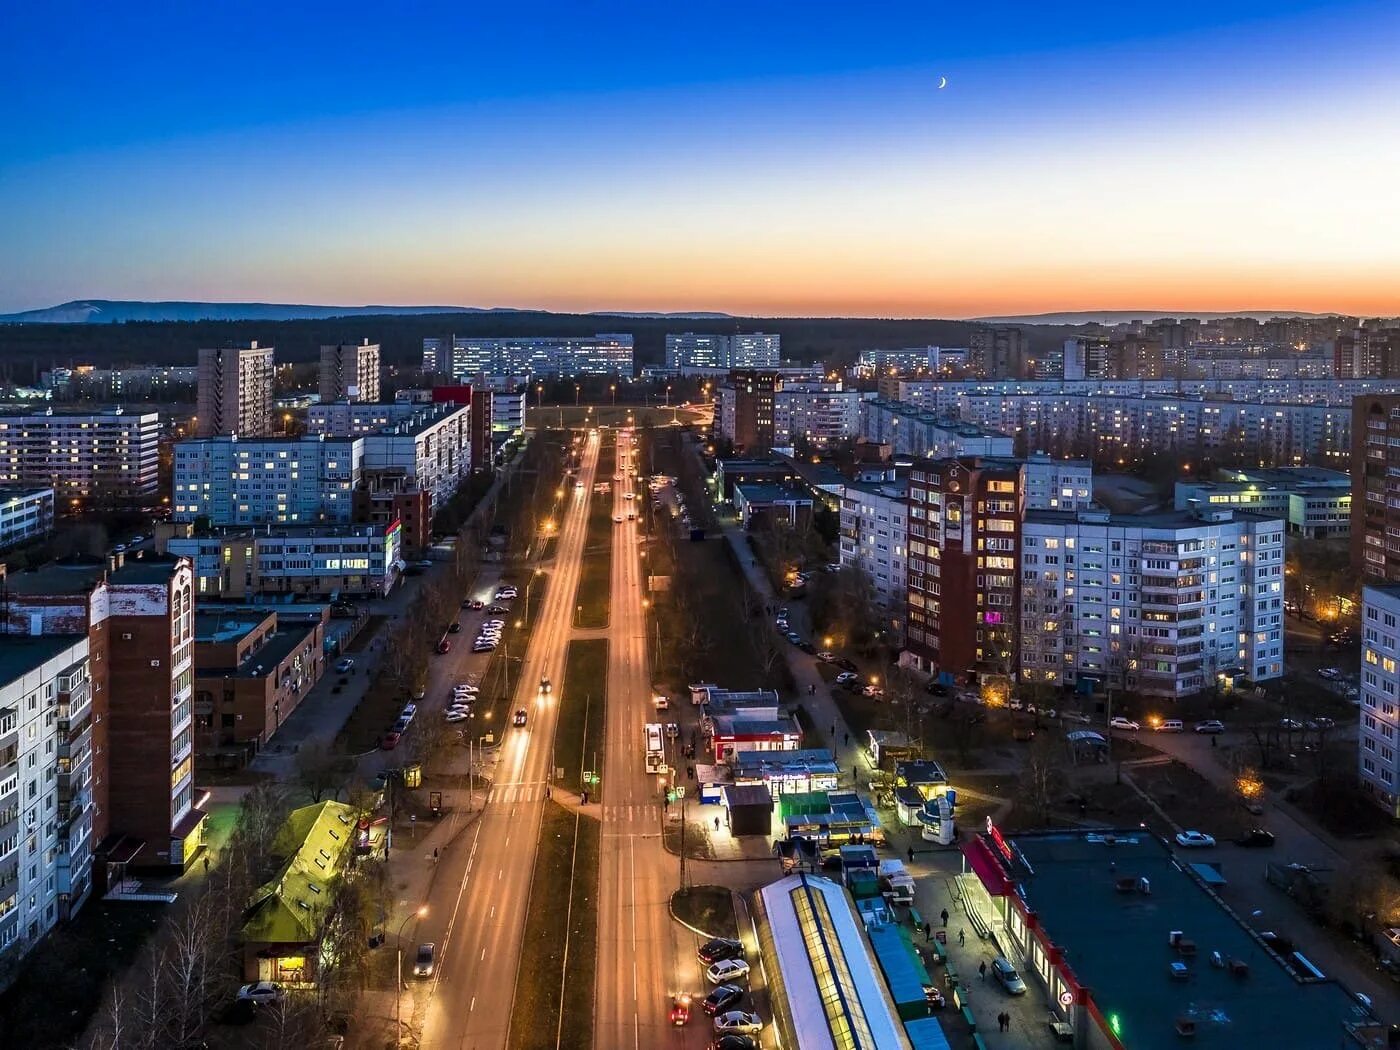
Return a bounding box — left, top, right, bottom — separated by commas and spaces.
583, 770, 600, 785
556, 767, 565, 780
675, 786, 686, 798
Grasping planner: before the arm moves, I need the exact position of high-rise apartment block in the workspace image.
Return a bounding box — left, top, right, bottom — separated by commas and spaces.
0, 635, 92, 970
969, 327, 1030, 379
1020, 507, 1285, 697
1359, 585, 1400, 818
319, 340, 380, 403
429, 334, 633, 379
173, 436, 362, 525
197, 343, 275, 437
730, 333, 781, 368
664, 332, 781, 369
1351, 394, 1400, 580
0, 410, 160, 503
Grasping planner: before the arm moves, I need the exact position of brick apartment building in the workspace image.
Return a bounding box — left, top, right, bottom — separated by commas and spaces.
1352, 394, 1400, 581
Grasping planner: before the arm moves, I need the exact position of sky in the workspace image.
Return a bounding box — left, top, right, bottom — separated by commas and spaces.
2, 1, 1399, 318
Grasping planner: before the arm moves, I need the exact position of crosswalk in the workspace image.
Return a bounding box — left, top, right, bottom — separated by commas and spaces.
601, 804, 661, 823
486, 782, 549, 804
482, 785, 661, 824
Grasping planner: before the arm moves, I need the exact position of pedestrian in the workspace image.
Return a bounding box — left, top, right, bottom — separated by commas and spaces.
545, 785, 551, 798
979, 960, 987, 981
202, 855, 210, 875
433, 847, 439, 864
843, 731, 849, 747
907, 846, 915, 863
958, 928, 966, 947
940, 907, 949, 926
925, 922, 932, 943
830, 723, 836, 738
714, 816, 720, 831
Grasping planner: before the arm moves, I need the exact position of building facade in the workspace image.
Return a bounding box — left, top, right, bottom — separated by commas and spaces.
197, 343, 274, 438
318, 340, 380, 403
172, 435, 363, 525
1020, 507, 1285, 698
1359, 585, 1400, 818
665, 333, 730, 369
838, 476, 909, 634
0, 636, 92, 972
0, 488, 54, 551
1175, 466, 1350, 539
1352, 394, 1400, 580
431, 334, 634, 379
858, 399, 1014, 459
166, 522, 402, 599
0, 410, 160, 503
772, 384, 861, 447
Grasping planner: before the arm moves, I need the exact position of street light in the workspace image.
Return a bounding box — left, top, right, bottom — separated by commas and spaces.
396, 905, 428, 1043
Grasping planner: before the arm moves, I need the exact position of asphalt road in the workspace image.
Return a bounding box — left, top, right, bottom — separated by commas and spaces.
417, 429, 600, 1050
594, 429, 715, 1050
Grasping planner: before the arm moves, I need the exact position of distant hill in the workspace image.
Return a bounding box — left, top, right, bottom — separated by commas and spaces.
0, 300, 516, 325
972, 309, 1346, 326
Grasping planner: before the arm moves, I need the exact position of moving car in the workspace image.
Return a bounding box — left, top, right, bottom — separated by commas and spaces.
1108, 717, 1140, 731
669, 995, 691, 1026
1175, 830, 1216, 848
513, 708, 528, 727
1194, 720, 1226, 734
713, 1011, 763, 1035
1235, 828, 1276, 848
539, 677, 552, 694
990, 957, 1027, 995
702, 984, 744, 1016
612, 515, 624, 523
413, 943, 435, 977
335, 658, 355, 673
705, 959, 751, 984
237, 981, 284, 1005
697, 938, 744, 964
436, 640, 451, 654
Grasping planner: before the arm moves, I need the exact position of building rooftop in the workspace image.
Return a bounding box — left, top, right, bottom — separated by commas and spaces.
1006, 830, 1367, 1050
1216, 465, 1350, 488
0, 635, 85, 691
1025, 504, 1284, 530
171, 522, 396, 541
108, 555, 184, 585
2, 557, 107, 595
194, 611, 270, 645
733, 482, 814, 505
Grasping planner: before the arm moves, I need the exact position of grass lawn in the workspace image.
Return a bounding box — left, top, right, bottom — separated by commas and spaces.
557, 639, 608, 794
670, 885, 738, 940
337, 669, 409, 754
508, 801, 600, 1050
0, 901, 167, 1049
573, 438, 614, 630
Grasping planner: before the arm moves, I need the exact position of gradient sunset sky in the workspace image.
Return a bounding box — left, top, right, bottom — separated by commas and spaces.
3, 1, 1398, 318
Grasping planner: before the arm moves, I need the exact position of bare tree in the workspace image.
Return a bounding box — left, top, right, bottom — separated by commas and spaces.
295, 739, 352, 803
1016, 734, 1068, 827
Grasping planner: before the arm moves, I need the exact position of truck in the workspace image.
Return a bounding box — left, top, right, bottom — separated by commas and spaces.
644, 723, 665, 774
878, 859, 916, 907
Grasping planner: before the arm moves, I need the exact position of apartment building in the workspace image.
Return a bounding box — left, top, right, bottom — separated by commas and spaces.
969, 327, 1030, 379
0, 488, 54, 551
172, 435, 363, 525
0, 409, 160, 502
858, 399, 1014, 459
665, 333, 731, 369
730, 333, 781, 368
1176, 467, 1350, 539
352, 470, 432, 558
430, 334, 634, 379
197, 343, 274, 437
165, 522, 402, 599
854, 347, 946, 377
1020, 507, 1286, 699
1352, 394, 1400, 581
904, 457, 1094, 685
2, 555, 206, 880
1358, 585, 1400, 818
318, 340, 380, 403
0, 635, 91, 972
193, 606, 327, 760
772, 383, 862, 447
717, 370, 781, 452
838, 474, 909, 632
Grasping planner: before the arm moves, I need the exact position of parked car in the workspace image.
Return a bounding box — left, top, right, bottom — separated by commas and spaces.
706, 959, 751, 984
862, 684, 884, 698
335, 658, 355, 673
1312, 716, 1336, 729
237, 981, 284, 1005
1175, 830, 1216, 848
785, 631, 802, 645
1109, 717, 1140, 731
713, 1011, 763, 1035
835, 658, 858, 672
702, 984, 744, 1016
445, 710, 470, 723
1278, 718, 1305, 732
487, 604, 509, 614
513, 708, 528, 727
835, 672, 859, 685
472, 642, 496, 653
1194, 720, 1226, 734
399, 703, 417, 724
436, 640, 451, 653
1235, 828, 1275, 848
1155, 719, 1184, 733
1317, 667, 1341, 680
380, 731, 401, 750
413, 943, 435, 977
698, 937, 744, 964
448, 622, 462, 633
817, 651, 836, 663
798, 641, 817, 655
711, 1035, 758, 1050
990, 957, 1026, 995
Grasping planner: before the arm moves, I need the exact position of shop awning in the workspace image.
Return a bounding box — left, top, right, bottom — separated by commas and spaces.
962, 837, 1013, 896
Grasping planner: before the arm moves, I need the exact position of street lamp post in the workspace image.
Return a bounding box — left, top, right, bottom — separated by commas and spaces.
610, 383, 617, 408
396, 905, 428, 1045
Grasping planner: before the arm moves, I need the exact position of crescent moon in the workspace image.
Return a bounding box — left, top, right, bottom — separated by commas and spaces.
938, 76, 948, 89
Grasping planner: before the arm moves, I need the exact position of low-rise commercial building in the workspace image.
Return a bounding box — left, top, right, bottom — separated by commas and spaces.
0, 409, 160, 504
734, 483, 814, 531
165, 521, 402, 599
959, 827, 1375, 1049
1175, 466, 1350, 538
193, 606, 328, 763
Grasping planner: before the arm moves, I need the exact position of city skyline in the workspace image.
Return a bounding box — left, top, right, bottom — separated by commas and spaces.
4, 1, 1399, 317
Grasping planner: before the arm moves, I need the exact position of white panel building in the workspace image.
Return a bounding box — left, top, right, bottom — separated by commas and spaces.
1020, 507, 1285, 698
838, 476, 909, 624
773, 384, 862, 446
172, 436, 363, 525
434, 334, 634, 379
858, 399, 1014, 459
1359, 585, 1400, 818
0, 488, 54, 551
0, 410, 161, 500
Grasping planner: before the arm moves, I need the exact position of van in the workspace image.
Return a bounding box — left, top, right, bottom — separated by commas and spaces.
1157, 719, 1184, 733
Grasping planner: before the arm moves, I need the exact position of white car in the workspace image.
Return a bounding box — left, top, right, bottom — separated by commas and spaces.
1317, 667, 1341, 680
472, 642, 496, 653
445, 710, 470, 723
483, 619, 506, 628
835, 672, 859, 685
454, 683, 479, 693
1108, 717, 1140, 731
1175, 830, 1216, 848
706, 959, 751, 984
713, 1011, 763, 1035
237, 981, 284, 1005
